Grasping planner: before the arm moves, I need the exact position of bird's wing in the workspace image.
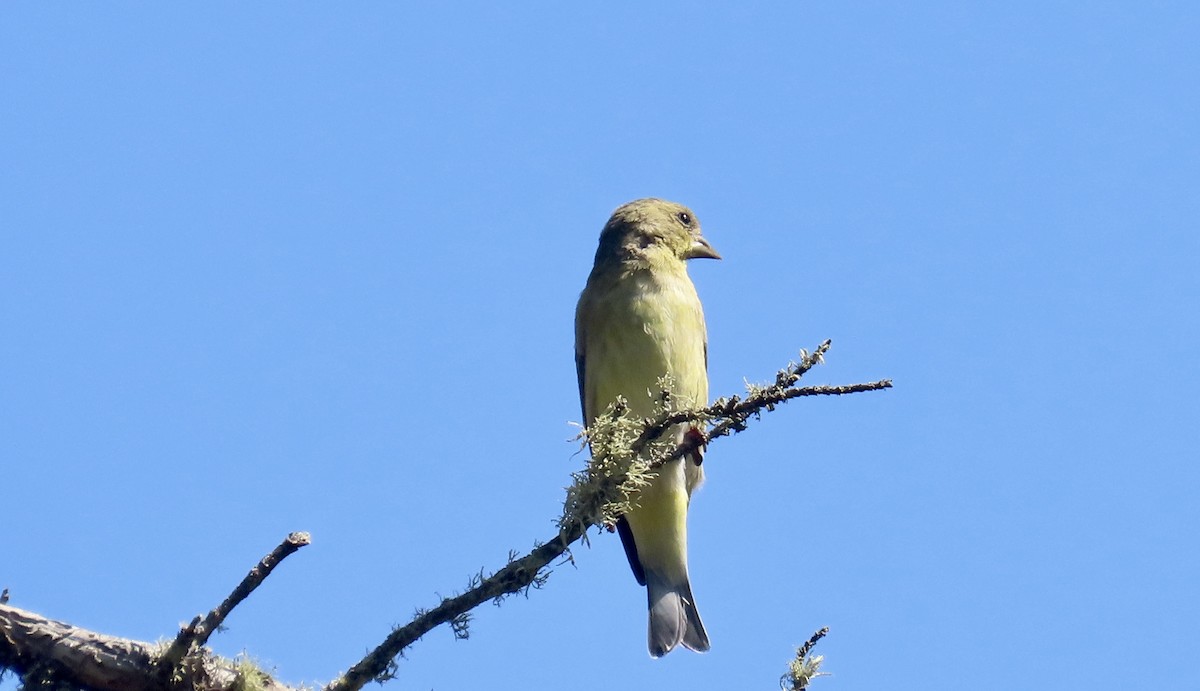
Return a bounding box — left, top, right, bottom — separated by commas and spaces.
576, 292, 648, 586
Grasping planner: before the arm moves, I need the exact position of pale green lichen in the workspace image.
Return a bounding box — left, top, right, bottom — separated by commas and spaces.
782, 652, 826, 690
231, 655, 271, 691
559, 395, 652, 536
559, 375, 695, 538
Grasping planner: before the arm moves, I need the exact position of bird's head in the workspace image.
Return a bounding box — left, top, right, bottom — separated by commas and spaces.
594, 198, 721, 266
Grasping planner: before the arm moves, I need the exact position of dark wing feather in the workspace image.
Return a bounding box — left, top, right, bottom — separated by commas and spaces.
616, 516, 647, 586
575, 350, 587, 420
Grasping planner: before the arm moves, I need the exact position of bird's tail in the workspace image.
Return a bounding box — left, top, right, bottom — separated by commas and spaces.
646, 569, 710, 657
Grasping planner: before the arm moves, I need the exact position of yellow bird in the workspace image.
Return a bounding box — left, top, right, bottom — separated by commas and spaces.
575, 198, 720, 657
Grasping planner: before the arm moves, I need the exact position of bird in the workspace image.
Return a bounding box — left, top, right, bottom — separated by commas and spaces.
575, 198, 721, 657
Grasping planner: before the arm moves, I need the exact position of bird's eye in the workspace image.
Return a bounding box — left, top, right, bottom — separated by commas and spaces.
677, 211, 692, 226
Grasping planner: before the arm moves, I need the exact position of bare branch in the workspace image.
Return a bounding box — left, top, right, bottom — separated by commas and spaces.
1, 603, 158, 691
0, 603, 294, 691
157, 531, 311, 682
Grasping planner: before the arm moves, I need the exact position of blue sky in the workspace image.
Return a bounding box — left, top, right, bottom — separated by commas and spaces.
2, 3, 1197, 690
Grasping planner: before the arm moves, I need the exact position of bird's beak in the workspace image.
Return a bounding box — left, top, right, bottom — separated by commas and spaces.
685, 235, 722, 260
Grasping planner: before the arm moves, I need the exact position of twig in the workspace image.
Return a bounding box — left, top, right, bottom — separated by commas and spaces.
633, 339, 834, 450
651, 379, 892, 469
632, 342, 891, 471
781, 627, 830, 690
796, 627, 828, 665
156, 532, 311, 680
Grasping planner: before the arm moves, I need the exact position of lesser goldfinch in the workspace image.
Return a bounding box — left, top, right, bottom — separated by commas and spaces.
575, 198, 720, 657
